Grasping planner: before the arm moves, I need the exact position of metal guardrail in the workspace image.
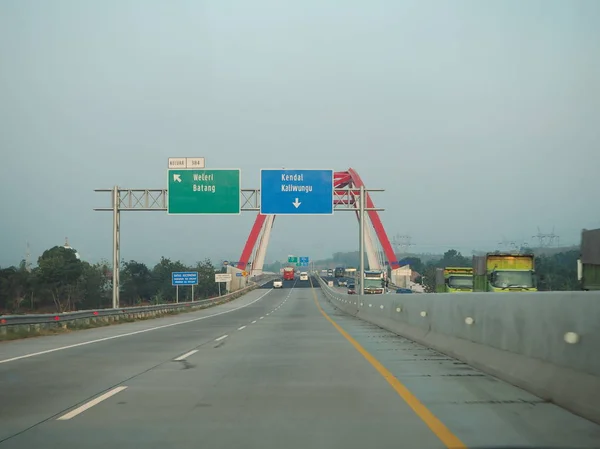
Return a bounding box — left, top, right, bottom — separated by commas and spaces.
0, 274, 278, 327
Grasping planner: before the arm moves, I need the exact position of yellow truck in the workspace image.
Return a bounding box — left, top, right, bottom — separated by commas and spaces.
435, 267, 473, 293
472, 253, 537, 292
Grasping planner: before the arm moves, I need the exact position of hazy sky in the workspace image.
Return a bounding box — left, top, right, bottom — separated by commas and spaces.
1, 0, 599, 268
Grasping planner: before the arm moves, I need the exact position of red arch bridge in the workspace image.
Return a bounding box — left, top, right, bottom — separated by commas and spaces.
235, 168, 399, 274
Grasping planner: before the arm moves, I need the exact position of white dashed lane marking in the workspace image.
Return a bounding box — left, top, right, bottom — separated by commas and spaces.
0, 289, 274, 365
174, 350, 198, 361
57, 386, 128, 421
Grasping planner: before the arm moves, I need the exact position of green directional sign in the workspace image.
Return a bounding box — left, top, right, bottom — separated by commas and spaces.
168, 169, 240, 214
288, 256, 298, 263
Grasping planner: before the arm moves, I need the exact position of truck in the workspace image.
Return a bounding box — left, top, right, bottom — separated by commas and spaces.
362, 270, 385, 294
578, 228, 600, 290
435, 267, 473, 293
334, 267, 345, 278
283, 266, 295, 281
472, 253, 537, 292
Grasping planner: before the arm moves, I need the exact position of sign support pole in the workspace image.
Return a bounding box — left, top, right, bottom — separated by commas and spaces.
95, 184, 385, 308
191, 284, 194, 302
112, 186, 121, 309
218, 282, 221, 297
176, 285, 179, 303
359, 185, 365, 297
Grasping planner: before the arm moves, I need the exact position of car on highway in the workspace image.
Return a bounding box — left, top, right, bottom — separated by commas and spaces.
273, 279, 283, 288
338, 279, 347, 286
299, 272, 309, 281
327, 269, 333, 276
347, 283, 356, 294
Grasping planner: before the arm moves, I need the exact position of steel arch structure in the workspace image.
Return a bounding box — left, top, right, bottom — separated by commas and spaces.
235, 168, 399, 274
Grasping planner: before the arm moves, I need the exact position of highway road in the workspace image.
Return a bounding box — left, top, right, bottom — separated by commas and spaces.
1, 277, 599, 448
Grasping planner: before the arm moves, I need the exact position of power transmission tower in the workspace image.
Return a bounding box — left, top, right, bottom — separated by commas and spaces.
498, 236, 518, 252
532, 227, 559, 247
392, 234, 414, 255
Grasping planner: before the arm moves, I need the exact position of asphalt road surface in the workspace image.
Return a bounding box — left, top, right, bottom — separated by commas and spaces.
1, 277, 599, 448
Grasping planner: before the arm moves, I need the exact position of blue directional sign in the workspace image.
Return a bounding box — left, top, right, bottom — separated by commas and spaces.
171, 272, 199, 286
299, 256, 309, 263
260, 169, 334, 215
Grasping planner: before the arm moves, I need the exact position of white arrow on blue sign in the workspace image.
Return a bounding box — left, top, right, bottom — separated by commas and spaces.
171, 272, 199, 286
260, 169, 334, 215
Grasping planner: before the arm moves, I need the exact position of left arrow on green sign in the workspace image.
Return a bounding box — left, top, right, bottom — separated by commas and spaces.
167, 169, 241, 215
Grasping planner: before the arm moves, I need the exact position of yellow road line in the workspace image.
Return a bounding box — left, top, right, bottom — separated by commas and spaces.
309, 277, 467, 449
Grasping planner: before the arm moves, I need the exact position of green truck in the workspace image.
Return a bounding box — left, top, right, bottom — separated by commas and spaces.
363, 270, 385, 294
472, 253, 537, 292
578, 228, 600, 290
435, 267, 473, 293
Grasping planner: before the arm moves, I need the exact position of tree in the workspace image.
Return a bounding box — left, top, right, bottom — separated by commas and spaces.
416, 249, 471, 293
121, 261, 153, 305
535, 250, 579, 291
398, 257, 424, 274
77, 261, 111, 309
37, 246, 83, 312
438, 249, 471, 268
151, 257, 190, 302
333, 251, 360, 267
0, 262, 32, 312
264, 260, 283, 273
195, 259, 219, 298
421, 264, 438, 293
1, 246, 244, 312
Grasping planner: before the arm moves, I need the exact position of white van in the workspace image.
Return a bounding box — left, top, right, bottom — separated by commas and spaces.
300, 272, 308, 281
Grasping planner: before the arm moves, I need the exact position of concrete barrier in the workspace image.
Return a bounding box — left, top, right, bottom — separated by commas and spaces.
227, 265, 249, 292
317, 276, 600, 425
